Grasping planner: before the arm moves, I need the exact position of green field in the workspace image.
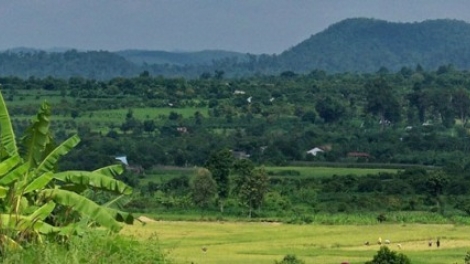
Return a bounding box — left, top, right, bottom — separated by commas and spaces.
86, 107, 209, 120
122, 220, 470, 264
263, 166, 398, 178
141, 166, 398, 184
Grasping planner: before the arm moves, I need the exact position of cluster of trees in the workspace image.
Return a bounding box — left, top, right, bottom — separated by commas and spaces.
133, 157, 470, 217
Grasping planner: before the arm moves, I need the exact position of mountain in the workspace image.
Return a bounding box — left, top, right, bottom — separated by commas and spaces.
2, 18, 470, 79
274, 18, 470, 73
116, 49, 248, 66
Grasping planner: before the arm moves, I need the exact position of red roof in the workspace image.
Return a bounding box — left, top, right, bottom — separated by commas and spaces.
347, 152, 370, 157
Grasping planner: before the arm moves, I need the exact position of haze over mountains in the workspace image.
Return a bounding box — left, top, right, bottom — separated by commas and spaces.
2, 18, 470, 79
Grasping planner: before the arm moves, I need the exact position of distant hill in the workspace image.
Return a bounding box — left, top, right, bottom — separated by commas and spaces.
0, 49, 139, 79
2, 18, 470, 79
274, 18, 470, 73
116, 49, 248, 66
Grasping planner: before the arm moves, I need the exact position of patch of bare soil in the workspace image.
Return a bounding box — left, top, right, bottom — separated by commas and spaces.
137, 216, 158, 223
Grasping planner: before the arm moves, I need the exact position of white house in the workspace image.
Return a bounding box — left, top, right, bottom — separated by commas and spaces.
306, 147, 324, 156
233, 90, 246, 95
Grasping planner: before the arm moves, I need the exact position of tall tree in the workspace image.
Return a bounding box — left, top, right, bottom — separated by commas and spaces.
407, 82, 429, 124
204, 148, 233, 212
452, 88, 470, 127
238, 167, 269, 218
365, 78, 401, 128
191, 168, 217, 213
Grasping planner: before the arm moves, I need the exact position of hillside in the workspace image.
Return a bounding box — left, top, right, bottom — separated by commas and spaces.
275, 18, 470, 73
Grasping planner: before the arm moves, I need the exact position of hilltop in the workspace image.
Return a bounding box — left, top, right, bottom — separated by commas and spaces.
275, 18, 470, 73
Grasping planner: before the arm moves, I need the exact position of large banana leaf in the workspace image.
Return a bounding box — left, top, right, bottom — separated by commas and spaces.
0, 162, 28, 185
27, 201, 56, 221
0, 155, 21, 177
102, 195, 134, 224
0, 185, 8, 198
93, 164, 124, 178
22, 102, 51, 168
0, 90, 18, 158
38, 189, 122, 233
105, 207, 134, 224
53, 171, 132, 195
0, 214, 59, 234
23, 172, 54, 194
35, 135, 80, 177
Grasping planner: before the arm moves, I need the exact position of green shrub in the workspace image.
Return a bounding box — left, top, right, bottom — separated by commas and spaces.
365, 246, 411, 264
274, 254, 305, 264
465, 251, 470, 264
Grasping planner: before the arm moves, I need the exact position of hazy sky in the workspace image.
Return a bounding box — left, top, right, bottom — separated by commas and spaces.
1, 0, 469, 54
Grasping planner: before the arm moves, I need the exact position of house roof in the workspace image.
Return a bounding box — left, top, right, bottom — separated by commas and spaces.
347, 152, 370, 157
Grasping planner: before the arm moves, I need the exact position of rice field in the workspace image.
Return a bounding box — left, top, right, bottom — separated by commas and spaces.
121, 220, 470, 264
264, 166, 398, 178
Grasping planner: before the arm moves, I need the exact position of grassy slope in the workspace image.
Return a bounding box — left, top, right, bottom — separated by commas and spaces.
122, 221, 470, 264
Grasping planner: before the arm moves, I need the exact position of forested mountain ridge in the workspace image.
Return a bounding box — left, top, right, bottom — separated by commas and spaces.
276, 18, 470, 73
116, 49, 248, 66
2, 18, 470, 79
0, 49, 138, 79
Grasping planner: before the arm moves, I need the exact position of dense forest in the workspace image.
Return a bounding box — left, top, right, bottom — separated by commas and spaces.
3, 18, 470, 79
3, 64, 470, 217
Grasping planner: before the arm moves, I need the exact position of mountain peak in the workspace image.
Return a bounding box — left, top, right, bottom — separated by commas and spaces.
276, 17, 470, 73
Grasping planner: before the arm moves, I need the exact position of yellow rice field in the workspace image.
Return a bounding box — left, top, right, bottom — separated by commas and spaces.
121, 219, 470, 264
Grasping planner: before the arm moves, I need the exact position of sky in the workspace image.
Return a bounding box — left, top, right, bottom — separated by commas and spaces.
1, 0, 470, 54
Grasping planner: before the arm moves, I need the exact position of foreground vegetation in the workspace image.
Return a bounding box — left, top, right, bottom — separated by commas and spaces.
1, 231, 166, 264
122, 220, 470, 264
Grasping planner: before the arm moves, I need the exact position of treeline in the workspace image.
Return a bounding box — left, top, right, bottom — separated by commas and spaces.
131, 162, 470, 219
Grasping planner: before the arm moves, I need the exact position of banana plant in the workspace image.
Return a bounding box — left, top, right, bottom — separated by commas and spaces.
0, 90, 134, 248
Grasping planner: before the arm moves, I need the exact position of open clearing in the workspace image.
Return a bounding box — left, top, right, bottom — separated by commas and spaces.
121, 220, 470, 264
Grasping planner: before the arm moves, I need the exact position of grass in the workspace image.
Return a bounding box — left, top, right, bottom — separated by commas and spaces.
122, 220, 470, 264
262, 166, 397, 178
85, 107, 209, 121
1, 230, 168, 264
141, 166, 398, 184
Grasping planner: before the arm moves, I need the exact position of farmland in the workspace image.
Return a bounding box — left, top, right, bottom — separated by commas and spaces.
122, 220, 470, 264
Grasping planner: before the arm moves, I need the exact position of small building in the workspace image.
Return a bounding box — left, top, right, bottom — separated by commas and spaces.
176, 127, 188, 133
347, 152, 371, 161
347, 152, 370, 158
231, 150, 250, 159
233, 90, 246, 95
306, 147, 324, 156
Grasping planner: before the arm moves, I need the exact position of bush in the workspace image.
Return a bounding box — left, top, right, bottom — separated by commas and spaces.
274, 254, 305, 264
377, 213, 387, 223
465, 251, 470, 264
365, 246, 411, 264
